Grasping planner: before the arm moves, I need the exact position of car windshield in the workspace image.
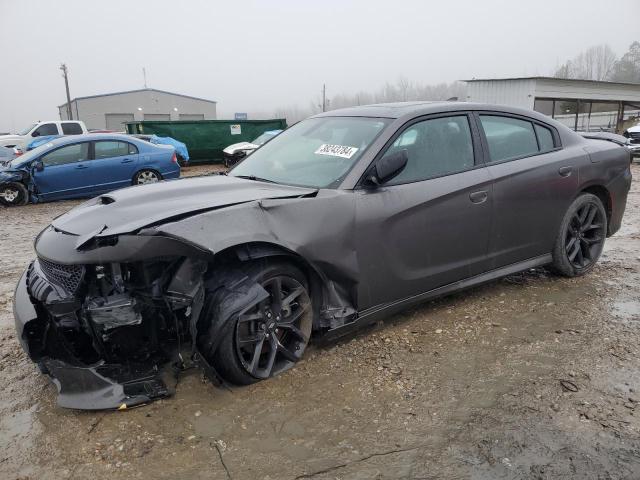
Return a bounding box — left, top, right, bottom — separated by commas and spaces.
230, 117, 390, 188
251, 132, 278, 145
18, 123, 36, 136
8, 141, 54, 168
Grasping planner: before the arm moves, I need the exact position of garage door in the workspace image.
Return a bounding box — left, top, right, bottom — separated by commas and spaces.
105, 113, 134, 132
179, 114, 205, 121
143, 114, 171, 121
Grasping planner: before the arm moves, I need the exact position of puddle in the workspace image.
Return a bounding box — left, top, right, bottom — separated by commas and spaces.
610, 298, 640, 323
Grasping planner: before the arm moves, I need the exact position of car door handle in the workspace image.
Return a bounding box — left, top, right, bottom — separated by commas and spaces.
75, 164, 88, 169
558, 166, 573, 177
121, 158, 133, 163
469, 190, 488, 204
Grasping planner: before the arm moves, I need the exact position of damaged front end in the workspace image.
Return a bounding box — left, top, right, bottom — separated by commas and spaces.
15, 245, 209, 410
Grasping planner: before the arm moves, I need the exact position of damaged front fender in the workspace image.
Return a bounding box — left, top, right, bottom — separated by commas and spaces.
150, 192, 360, 328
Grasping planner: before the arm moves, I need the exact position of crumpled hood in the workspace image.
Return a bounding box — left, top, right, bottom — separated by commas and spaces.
0, 165, 26, 182
51, 175, 317, 238
223, 142, 258, 155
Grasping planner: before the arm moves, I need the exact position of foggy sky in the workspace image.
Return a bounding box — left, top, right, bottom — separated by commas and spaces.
0, 0, 638, 132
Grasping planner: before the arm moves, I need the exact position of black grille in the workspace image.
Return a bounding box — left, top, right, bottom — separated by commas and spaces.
37, 258, 84, 293
629, 131, 640, 142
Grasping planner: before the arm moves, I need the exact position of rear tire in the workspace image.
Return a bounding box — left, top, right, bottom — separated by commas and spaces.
0, 182, 28, 206
551, 193, 607, 277
205, 261, 313, 386
132, 169, 162, 185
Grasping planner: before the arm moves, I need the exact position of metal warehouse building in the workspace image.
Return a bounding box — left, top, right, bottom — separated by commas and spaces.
464, 77, 640, 134
58, 88, 217, 131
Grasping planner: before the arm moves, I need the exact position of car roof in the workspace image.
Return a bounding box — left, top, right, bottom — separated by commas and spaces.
313, 101, 557, 124
45, 133, 140, 146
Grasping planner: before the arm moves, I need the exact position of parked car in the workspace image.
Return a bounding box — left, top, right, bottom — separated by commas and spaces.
14, 102, 631, 409
132, 134, 190, 166
624, 123, 640, 158
222, 129, 282, 167
0, 145, 17, 164
0, 120, 88, 150
0, 133, 179, 206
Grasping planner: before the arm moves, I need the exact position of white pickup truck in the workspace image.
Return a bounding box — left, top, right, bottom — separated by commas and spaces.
626, 123, 640, 158
0, 120, 88, 150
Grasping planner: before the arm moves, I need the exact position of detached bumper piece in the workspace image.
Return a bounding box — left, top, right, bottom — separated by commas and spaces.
14, 257, 202, 410
44, 360, 173, 410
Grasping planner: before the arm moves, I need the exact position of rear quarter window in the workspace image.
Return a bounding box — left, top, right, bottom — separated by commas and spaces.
534, 124, 555, 152
479, 115, 539, 163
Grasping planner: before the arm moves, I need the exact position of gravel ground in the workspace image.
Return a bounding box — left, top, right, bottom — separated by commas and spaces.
0, 164, 638, 480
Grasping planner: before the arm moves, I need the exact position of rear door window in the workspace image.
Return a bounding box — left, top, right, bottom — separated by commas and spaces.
41, 143, 90, 166
33, 123, 59, 137
479, 115, 539, 163
94, 141, 134, 159
61, 123, 83, 135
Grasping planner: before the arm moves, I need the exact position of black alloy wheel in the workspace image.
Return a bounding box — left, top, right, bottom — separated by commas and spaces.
565, 202, 606, 269
209, 262, 313, 385
552, 193, 607, 276
235, 274, 311, 379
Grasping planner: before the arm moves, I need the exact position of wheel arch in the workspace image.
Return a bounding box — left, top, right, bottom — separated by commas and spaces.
578, 184, 612, 235
212, 241, 341, 330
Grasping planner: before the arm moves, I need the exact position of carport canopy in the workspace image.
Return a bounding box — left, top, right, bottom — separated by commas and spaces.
464, 77, 640, 133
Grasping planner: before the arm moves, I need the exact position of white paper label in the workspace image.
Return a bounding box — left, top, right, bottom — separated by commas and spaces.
314, 144, 359, 159
230, 124, 241, 135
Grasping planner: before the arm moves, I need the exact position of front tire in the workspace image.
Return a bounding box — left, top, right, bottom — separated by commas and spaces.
551, 193, 607, 277
0, 182, 28, 206
132, 169, 162, 185
208, 262, 313, 385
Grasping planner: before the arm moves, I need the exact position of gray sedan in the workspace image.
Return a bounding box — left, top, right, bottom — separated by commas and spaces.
14, 102, 632, 409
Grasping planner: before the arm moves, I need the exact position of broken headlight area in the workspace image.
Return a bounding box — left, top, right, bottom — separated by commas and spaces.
21, 256, 208, 410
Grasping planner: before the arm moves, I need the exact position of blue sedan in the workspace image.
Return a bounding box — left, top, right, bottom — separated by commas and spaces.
0, 134, 180, 206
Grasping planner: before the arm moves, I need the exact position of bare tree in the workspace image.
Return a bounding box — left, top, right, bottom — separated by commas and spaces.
397, 76, 411, 102
554, 44, 618, 81
264, 78, 467, 125
611, 41, 640, 83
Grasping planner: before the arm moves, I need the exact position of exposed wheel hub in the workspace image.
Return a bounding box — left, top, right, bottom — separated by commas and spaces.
1, 188, 19, 203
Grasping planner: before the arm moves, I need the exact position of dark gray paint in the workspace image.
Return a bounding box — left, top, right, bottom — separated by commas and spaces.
13, 102, 633, 409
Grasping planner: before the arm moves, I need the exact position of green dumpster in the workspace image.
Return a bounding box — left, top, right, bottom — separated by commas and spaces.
125, 119, 287, 163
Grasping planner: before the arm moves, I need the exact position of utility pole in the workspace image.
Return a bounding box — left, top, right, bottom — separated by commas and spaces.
60, 63, 73, 120
143, 67, 148, 88
322, 84, 326, 112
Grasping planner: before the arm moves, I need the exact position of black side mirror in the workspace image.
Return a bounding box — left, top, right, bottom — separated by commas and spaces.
31, 131, 40, 138
34, 160, 44, 172
365, 149, 408, 186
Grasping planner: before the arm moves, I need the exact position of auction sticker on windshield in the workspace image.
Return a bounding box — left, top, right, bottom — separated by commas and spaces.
315, 144, 359, 159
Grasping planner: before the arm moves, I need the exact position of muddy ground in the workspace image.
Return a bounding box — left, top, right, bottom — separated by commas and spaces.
0, 164, 638, 480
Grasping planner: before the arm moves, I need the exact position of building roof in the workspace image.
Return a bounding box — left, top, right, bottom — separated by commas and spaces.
462, 76, 640, 88
58, 88, 217, 108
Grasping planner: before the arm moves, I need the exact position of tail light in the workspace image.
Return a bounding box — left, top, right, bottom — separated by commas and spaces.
171, 152, 177, 164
